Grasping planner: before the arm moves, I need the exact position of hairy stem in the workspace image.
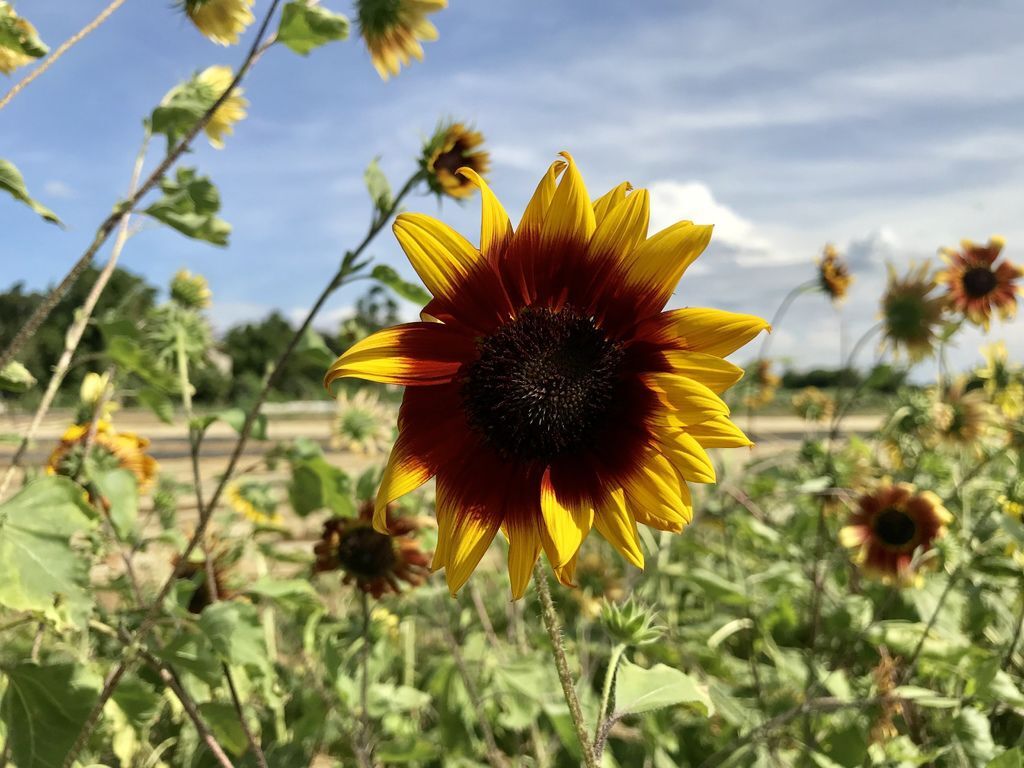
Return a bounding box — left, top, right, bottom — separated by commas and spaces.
533, 566, 598, 768
593, 642, 627, 754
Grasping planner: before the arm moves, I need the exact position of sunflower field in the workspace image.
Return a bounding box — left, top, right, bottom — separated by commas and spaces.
2, 2, 1024, 767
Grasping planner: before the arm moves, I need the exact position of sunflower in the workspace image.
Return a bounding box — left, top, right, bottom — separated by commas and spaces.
839, 482, 951, 586
313, 501, 431, 598
928, 379, 991, 451
938, 236, 1020, 330
879, 262, 945, 362
356, 0, 445, 81
195, 65, 247, 149
332, 387, 393, 455
977, 341, 1023, 419
792, 386, 834, 423
423, 122, 490, 200
0, 3, 43, 75
183, 0, 254, 46
744, 359, 780, 409
817, 243, 853, 303
324, 152, 768, 598
226, 480, 281, 526
47, 420, 158, 490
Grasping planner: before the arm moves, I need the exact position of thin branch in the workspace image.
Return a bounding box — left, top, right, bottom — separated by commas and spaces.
0, 0, 129, 112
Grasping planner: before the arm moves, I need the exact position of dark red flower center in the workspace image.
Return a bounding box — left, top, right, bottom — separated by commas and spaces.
873, 507, 917, 548
432, 142, 469, 178
336, 526, 397, 578
962, 266, 998, 298
460, 306, 624, 461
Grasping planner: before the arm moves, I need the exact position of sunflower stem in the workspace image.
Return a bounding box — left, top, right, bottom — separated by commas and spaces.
594, 642, 627, 750
533, 566, 599, 768
356, 591, 375, 768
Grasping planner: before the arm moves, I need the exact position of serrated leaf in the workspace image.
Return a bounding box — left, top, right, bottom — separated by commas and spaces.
0, 663, 99, 768
612, 659, 713, 718
364, 157, 393, 214
0, 158, 61, 225
954, 707, 996, 764
0, 477, 95, 619
277, 2, 349, 55
198, 702, 249, 756
143, 167, 230, 246
371, 264, 431, 305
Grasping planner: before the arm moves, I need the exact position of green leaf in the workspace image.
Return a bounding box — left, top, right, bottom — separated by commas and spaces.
988, 749, 1024, 768
137, 386, 175, 424
892, 686, 959, 708
0, 360, 36, 393
364, 157, 393, 214
612, 659, 713, 718
277, 2, 349, 55
288, 454, 353, 517
91, 468, 138, 539
143, 167, 230, 246
198, 601, 269, 672
0, 477, 95, 619
0, 158, 61, 225
245, 576, 319, 605
193, 407, 268, 441
294, 325, 336, 368
371, 265, 431, 305
0, 663, 100, 768
954, 707, 996, 765
198, 702, 249, 756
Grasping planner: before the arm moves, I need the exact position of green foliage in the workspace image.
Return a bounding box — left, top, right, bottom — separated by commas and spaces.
277, 2, 349, 55
0, 4, 47, 58
0, 158, 60, 224
364, 157, 393, 214
612, 659, 713, 717
142, 167, 231, 246
372, 264, 432, 305
0, 360, 35, 393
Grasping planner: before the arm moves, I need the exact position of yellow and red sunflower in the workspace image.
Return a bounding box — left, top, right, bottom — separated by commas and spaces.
423, 122, 490, 200
313, 501, 431, 598
938, 236, 1020, 330
839, 482, 951, 586
47, 419, 158, 490
325, 153, 768, 598
817, 243, 853, 303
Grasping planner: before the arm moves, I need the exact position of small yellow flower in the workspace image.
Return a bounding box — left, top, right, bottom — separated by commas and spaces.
1000, 494, 1024, 519
356, 0, 446, 80
183, 0, 254, 46
170, 268, 213, 310
195, 65, 248, 149
817, 244, 853, 303
226, 481, 282, 526
423, 122, 490, 200
79, 372, 110, 408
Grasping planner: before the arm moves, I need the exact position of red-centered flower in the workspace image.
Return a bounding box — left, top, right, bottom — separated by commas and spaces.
325, 153, 768, 598
938, 236, 1021, 330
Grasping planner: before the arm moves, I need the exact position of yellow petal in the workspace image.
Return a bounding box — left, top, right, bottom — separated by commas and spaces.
838, 525, 868, 548
431, 480, 456, 571
657, 429, 716, 484
643, 372, 730, 423
444, 508, 501, 596
686, 415, 753, 448
551, 551, 579, 587
594, 488, 644, 569
324, 323, 471, 387
519, 158, 567, 233
507, 516, 542, 599
622, 221, 713, 308
592, 181, 633, 228
457, 166, 512, 255
663, 350, 744, 394
589, 187, 649, 262
539, 152, 596, 244
393, 213, 481, 303
374, 432, 435, 533
647, 308, 770, 357
539, 470, 594, 568
623, 451, 693, 532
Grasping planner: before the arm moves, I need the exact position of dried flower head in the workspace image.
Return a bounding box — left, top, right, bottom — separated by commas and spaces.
792, 386, 835, 423
332, 388, 393, 455
356, 0, 445, 80
938, 236, 1020, 330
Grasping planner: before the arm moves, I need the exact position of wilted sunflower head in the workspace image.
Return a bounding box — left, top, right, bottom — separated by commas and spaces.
226, 480, 281, 527
356, 0, 445, 80
182, 0, 254, 46
880, 262, 945, 362
192, 65, 248, 149
332, 387, 393, 455
422, 122, 490, 200
817, 244, 853, 303
839, 482, 951, 586
47, 420, 158, 491
0, 3, 44, 75
929, 379, 991, 448
170, 268, 213, 310
938, 236, 1020, 330
325, 152, 768, 598
313, 501, 431, 598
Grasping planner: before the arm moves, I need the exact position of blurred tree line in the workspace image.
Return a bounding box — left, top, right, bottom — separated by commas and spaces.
0, 267, 400, 409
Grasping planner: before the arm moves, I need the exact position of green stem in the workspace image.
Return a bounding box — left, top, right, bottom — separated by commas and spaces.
594, 642, 627, 750
533, 566, 598, 768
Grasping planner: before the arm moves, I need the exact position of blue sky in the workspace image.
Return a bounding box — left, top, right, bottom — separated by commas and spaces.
4, 0, 1024, 373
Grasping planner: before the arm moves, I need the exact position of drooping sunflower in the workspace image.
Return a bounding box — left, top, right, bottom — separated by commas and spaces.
324, 153, 769, 598
47, 420, 158, 490
839, 482, 951, 586
744, 359, 780, 409
226, 480, 281, 527
817, 243, 853, 303
195, 65, 247, 149
422, 122, 490, 200
182, 0, 254, 46
938, 236, 1020, 330
879, 262, 945, 362
356, 0, 445, 81
313, 501, 431, 598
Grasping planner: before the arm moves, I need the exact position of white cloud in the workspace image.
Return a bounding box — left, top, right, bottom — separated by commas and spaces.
845, 227, 900, 270
43, 180, 75, 199
648, 180, 772, 252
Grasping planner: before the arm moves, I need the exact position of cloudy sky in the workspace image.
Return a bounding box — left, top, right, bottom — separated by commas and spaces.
4, 0, 1024, 374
